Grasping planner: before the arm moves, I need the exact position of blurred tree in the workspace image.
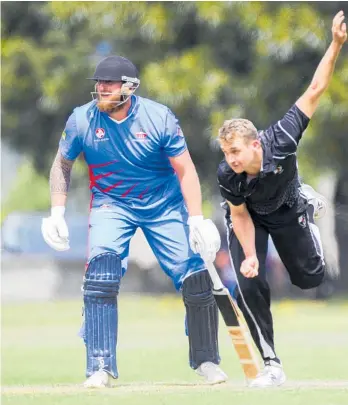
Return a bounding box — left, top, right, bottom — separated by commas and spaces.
334, 170, 348, 289
2, 1, 348, 284
1, 160, 51, 222
2, 2, 347, 183
2, 1, 92, 172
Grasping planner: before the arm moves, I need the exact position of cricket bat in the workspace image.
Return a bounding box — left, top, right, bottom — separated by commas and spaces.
204, 259, 260, 380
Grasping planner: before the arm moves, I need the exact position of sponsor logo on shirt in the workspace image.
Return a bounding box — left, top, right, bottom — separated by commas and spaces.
61, 131, 67, 140
135, 131, 148, 139
95, 204, 113, 212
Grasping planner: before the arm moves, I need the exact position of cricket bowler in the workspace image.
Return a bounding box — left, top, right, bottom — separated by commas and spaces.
217, 11, 347, 387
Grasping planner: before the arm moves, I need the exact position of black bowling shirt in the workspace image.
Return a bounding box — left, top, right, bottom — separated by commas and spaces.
217, 104, 310, 216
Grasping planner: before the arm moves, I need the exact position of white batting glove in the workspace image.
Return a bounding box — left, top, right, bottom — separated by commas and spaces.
41, 206, 70, 251
188, 216, 221, 262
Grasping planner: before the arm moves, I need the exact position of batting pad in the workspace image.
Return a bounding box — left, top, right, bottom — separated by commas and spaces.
83, 252, 121, 378
183, 270, 220, 369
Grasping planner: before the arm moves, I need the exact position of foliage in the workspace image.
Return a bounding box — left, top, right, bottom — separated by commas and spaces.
1, 160, 51, 222
2, 2, 347, 188
1, 156, 89, 223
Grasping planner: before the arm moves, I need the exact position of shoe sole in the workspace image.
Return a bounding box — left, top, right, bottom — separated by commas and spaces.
83, 378, 112, 388
83, 382, 112, 388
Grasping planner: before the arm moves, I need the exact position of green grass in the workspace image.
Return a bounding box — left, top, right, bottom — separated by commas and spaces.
2, 296, 348, 404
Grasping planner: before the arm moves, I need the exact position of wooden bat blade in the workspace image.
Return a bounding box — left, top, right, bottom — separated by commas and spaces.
214, 288, 260, 379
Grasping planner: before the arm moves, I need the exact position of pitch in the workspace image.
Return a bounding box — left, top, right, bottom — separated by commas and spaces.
2, 296, 348, 405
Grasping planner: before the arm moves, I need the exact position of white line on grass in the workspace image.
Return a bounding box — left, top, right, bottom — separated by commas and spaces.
2, 380, 348, 395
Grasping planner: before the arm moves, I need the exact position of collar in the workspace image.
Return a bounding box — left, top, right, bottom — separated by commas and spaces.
107, 95, 139, 124
259, 132, 277, 175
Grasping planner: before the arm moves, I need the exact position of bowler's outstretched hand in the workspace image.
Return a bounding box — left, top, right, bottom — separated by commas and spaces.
332, 11, 347, 45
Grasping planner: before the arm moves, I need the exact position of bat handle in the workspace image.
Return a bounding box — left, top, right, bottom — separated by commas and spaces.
203, 257, 225, 291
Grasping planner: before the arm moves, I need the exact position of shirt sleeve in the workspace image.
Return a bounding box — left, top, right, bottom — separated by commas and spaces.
217, 166, 245, 206
262, 104, 310, 158
58, 111, 82, 160
161, 109, 187, 157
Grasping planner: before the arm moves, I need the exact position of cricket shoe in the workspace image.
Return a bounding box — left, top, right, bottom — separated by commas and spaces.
301, 184, 327, 220
83, 370, 112, 388
196, 362, 228, 384
249, 360, 286, 388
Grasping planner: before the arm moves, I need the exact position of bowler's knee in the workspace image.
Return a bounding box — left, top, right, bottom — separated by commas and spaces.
290, 263, 325, 290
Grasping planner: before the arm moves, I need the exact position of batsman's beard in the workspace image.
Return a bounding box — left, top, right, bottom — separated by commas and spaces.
97, 92, 127, 113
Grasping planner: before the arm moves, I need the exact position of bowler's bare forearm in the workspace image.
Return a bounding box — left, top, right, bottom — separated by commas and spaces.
309, 41, 342, 95
296, 21, 345, 119
227, 202, 256, 258
49, 150, 74, 207
296, 41, 342, 118
232, 215, 256, 258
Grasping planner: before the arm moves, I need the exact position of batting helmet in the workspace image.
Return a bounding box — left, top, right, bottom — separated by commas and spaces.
88, 55, 140, 85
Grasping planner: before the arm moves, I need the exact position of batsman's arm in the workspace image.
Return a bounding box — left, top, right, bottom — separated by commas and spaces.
227, 201, 256, 259
169, 150, 203, 217
296, 11, 347, 118
49, 149, 75, 207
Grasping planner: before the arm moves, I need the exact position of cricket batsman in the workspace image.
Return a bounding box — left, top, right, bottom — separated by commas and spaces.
41, 55, 227, 387
216, 11, 347, 387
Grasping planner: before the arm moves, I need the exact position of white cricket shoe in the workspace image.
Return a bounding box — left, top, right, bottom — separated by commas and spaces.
196, 362, 228, 384
83, 370, 111, 388
249, 360, 286, 388
301, 184, 327, 220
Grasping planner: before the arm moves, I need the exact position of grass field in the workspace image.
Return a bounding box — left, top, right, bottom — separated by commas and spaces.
2, 296, 348, 405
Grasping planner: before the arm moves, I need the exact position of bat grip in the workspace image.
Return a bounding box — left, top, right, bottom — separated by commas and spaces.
203, 257, 225, 291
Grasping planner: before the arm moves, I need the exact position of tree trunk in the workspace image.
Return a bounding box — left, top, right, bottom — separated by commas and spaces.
334, 170, 348, 293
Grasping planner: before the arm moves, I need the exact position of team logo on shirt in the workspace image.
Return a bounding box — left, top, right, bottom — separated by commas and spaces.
94, 128, 109, 142
61, 131, 67, 140
298, 213, 307, 228
273, 164, 284, 175
95, 128, 105, 139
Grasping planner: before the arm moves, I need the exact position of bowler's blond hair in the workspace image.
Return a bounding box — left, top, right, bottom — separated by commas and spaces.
218, 119, 258, 145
